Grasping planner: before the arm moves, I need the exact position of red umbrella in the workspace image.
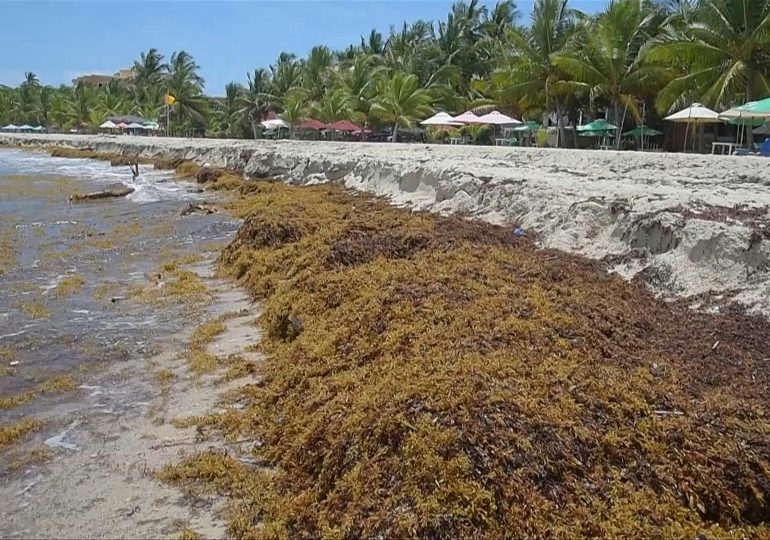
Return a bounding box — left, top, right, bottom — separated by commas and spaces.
328, 120, 361, 132
297, 118, 328, 130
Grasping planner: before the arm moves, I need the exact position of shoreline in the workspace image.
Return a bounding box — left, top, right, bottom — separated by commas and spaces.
1, 145, 769, 536
3, 133, 770, 316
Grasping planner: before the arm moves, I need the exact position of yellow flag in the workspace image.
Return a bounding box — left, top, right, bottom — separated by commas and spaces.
165, 94, 176, 106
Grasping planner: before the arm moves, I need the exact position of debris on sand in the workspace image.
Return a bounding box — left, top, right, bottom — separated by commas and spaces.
69, 183, 134, 202
180, 203, 218, 216
159, 182, 770, 538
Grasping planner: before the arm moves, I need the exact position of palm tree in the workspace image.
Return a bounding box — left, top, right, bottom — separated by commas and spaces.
310, 88, 352, 123
271, 54, 303, 100
166, 50, 208, 132
98, 80, 130, 117
552, 0, 663, 141
646, 0, 770, 114
491, 0, 579, 146
302, 46, 334, 101
238, 68, 278, 138
214, 82, 243, 137
338, 55, 384, 138
370, 71, 433, 142
66, 82, 97, 128
133, 48, 167, 87
280, 89, 308, 138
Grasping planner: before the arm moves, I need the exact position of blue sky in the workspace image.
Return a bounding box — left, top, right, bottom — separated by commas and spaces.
0, 1, 603, 95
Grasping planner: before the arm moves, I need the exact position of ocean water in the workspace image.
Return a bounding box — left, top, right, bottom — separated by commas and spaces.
0, 148, 240, 398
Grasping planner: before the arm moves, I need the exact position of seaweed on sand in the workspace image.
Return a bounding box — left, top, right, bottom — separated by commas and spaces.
159, 182, 770, 538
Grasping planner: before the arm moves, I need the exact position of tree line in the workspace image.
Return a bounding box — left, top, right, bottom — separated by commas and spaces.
1, 0, 768, 145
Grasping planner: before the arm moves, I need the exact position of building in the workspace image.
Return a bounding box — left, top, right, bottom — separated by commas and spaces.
72, 74, 114, 88
71, 67, 135, 88
114, 67, 135, 85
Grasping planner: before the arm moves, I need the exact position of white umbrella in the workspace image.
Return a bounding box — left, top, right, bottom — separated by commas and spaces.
420, 112, 462, 126
664, 103, 720, 123
476, 110, 522, 125
125, 122, 145, 129
261, 118, 290, 130
753, 123, 770, 135
99, 120, 117, 129
19, 125, 34, 130
450, 111, 484, 124
3, 124, 19, 130
32, 126, 45, 131
664, 103, 721, 152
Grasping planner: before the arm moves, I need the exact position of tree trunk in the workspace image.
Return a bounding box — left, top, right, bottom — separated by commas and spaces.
613, 103, 621, 148
555, 103, 565, 148
251, 120, 258, 140
392, 123, 399, 143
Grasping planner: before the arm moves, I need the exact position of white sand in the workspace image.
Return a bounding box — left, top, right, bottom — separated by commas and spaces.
4, 133, 770, 314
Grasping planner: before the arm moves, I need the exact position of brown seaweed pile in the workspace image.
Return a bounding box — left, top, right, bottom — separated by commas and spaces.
158, 182, 770, 538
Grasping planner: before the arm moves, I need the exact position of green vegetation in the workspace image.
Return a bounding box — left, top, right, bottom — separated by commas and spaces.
0, 374, 78, 410
2, 0, 769, 142
155, 182, 770, 538
190, 319, 226, 349
0, 419, 43, 448
53, 275, 85, 299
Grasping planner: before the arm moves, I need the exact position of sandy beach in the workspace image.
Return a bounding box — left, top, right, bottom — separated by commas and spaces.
0, 140, 768, 537
3, 133, 770, 315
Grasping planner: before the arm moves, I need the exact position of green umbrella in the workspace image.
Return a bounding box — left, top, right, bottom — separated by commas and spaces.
623, 125, 663, 137
579, 129, 616, 137
726, 117, 765, 126
512, 121, 541, 132
577, 118, 618, 132
720, 96, 770, 120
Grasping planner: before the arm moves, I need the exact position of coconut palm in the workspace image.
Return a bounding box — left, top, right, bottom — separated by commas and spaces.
214, 82, 243, 137
338, 55, 384, 138
280, 89, 308, 138
310, 88, 352, 123
133, 48, 167, 87
646, 0, 770, 113
271, 54, 303, 100
370, 71, 433, 142
552, 0, 662, 141
166, 50, 208, 131
302, 46, 334, 101
491, 0, 579, 146
67, 82, 97, 128
238, 68, 278, 138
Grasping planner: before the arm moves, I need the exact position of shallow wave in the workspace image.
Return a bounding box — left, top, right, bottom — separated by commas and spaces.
0, 148, 197, 203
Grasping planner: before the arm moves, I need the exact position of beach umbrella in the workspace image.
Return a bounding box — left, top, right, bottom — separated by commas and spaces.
297, 118, 328, 130
328, 120, 361, 132
664, 103, 720, 123
420, 112, 462, 126
3, 124, 19, 130
32, 126, 45, 131
126, 122, 145, 129
116, 122, 128, 129
664, 103, 721, 151
476, 110, 522, 125
450, 111, 483, 124
753, 123, 770, 136
720, 96, 770, 120
577, 118, 617, 132
512, 121, 541, 132
261, 118, 290, 130
623, 125, 663, 137
99, 120, 117, 129
19, 125, 34, 130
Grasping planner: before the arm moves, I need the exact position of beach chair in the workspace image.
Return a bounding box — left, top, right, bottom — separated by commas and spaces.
760, 139, 770, 157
